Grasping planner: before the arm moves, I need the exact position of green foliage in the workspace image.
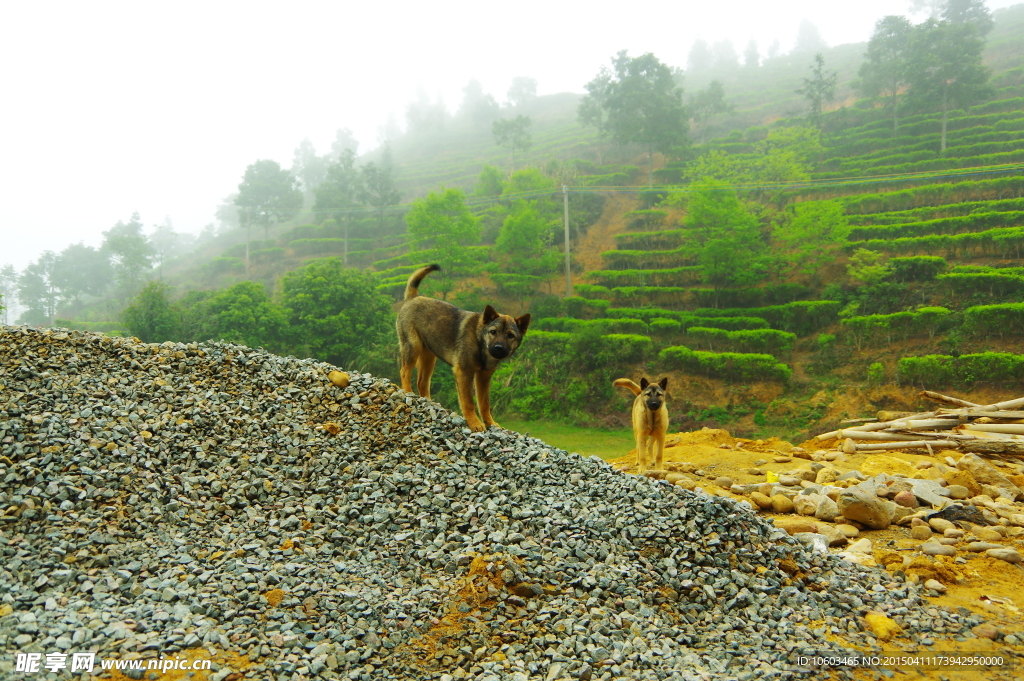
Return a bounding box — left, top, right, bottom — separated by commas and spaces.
898, 352, 1024, 387
867, 362, 886, 385
847, 249, 891, 286
848, 210, 1024, 241
692, 300, 841, 335
679, 179, 769, 292
102, 213, 155, 298
204, 281, 289, 352
121, 282, 179, 343
279, 259, 394, 369
838, 176, 1024, 214
858, 15, 914, 134
773, 200, 849, 283
235, 160, 303, 239
490, 274, 544, 300
495, 201, 560, 276
840, 306, 952, 348
475, 165, 505, 198
938, 271, 1024, 297
492, 116, 532, 167
889, 256, 948, 281
314, 149, 361, 222
963, 302, 1024, 338
684, 327, 797, 357
797, 53, 838, 127
851, 226, 1024, 258
659, 345, 791, 382
588, 266, 702, 287
622, 209, 668, 231
533, 317, 648, 335
405, 187, 481, 298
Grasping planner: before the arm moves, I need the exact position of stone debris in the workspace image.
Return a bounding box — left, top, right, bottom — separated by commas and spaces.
0, 327, 1000, 679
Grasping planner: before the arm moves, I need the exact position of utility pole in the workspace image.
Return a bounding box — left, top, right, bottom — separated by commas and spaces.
563, 185, 572, 298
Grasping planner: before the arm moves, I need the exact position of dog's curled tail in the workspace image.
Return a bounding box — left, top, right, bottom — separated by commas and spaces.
404, 264, 441, 300
612, 378, 642, 396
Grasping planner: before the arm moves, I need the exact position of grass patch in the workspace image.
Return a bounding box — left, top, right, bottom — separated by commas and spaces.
501, 420, 634, 460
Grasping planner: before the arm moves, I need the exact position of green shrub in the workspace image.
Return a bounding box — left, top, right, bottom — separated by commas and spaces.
684, 327, 797, 357
848, 211, 1024, 241
622, 209, 668, 231
963, 302, 1024, 337
659, 345, 791, 382
938, 272, 1024, 296
889, 256, 948, 282
850, 226, 1024, 258
692, 300, 841, 335
898, 352, 1024, 387
588, 267, 703, 287
840, 307, 951, 348
867, 362, 885, 385
564, 296, 610, 318
614, 229, 686, 250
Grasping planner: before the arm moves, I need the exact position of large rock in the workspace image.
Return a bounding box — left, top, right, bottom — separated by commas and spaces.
794, 493, 822, 516
905, 479, 951, 507
815, 495, 841, 523
956, 454, 1022, 500
838, 487, 893, 530
943, 469, 982, 497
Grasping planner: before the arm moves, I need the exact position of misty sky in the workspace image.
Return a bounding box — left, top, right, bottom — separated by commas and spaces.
1, 0, 1020, 276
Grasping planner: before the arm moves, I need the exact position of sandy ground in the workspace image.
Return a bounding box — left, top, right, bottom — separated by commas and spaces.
607, 428, 1024, 681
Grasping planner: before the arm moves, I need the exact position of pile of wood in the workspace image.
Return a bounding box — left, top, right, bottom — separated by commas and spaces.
816, 391, 1024, 458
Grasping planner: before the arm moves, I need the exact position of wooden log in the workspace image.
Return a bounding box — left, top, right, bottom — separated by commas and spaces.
877, 410, 916, 421
919, 391, 981, 408
817, 411, 937, 440
889, 430, 979, 441
887, 418, 960, 430
960, 423, 1024, 435
959, 429, 1018, 440
837, 430, 928, 441
960, 440, 1024, 458
853, 440, 959, 451
972, 396, 1024, 412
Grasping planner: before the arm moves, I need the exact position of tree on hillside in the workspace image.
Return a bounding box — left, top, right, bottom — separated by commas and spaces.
475, 165, 505, 198
687, 40, 713, 72
796, 53, 837, 128
17, 251, 58, 325
578, 67, 613, 163
52, 243, 112, 304
205, 280, 289, 352
773, 200, 850, 286
492, 115, 532, 169
329, 128, 360, 161
599, 50, 689, 186
942, 0, 994, 35
689, 81, 733, 142
0, 264, 16, 324
359, 144, 402, 233
235, 159, 303, 240
743, 40, 759, 68
495, 201, 560, 277
680, 180, 769, 301
711, 40, 739, 70
291, 138, 329, 192
405, 188, 480, 299
858, 15, 914, 135
315, 149, 363, 265
121, 282, 179, 343
406, 90, 449, 136
280, 259, 393, 369
507, 77, 538, 108
907, 15, 992, 152
794, 19, 827, 53
102, 213, 154, 298
457, 80, 500, 129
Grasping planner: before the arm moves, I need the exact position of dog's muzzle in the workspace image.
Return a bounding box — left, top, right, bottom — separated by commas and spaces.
489, 344, 509, 359
646, 399, 662, 410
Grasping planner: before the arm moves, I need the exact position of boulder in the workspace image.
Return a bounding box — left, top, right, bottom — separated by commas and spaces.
814, 495, 841, 523
838, 488, 893, 530
956, 454, 1022, 500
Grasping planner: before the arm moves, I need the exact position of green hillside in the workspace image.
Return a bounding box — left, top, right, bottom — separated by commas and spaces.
28, 3, 1024, 441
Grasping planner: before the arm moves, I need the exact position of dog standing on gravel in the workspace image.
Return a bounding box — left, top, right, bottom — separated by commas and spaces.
613, 377, 669, 474
396, 264, 530, 432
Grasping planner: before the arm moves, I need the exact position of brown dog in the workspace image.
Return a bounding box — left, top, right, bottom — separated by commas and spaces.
613, 377, 669, 474
396, 264, 530, 432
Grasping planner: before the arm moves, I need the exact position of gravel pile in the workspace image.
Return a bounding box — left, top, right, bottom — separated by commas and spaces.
0, 326, 988, 680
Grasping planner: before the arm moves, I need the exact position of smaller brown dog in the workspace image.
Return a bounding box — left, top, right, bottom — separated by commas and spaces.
613, 377, 669, 474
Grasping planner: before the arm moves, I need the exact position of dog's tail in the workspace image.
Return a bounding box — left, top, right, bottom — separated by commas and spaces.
404, 264, 441, 300
612, 378, 642, 396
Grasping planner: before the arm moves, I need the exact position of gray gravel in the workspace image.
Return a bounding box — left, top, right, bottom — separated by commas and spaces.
0, 326, 990, 680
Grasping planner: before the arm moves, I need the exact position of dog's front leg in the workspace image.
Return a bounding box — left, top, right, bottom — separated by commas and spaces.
636, 433, 647, 474
475, 369, 499, 429
454, 366, 485, 432
653, 430, 665, 470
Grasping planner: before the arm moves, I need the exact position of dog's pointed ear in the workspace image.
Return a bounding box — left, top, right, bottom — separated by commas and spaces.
483, 305, 499, 323
514, 313, 531, 334
640, 377, 649, 389
659, 377, 668, 390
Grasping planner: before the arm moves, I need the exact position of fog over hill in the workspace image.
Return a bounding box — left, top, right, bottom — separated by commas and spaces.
3, 0, 1022, 283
